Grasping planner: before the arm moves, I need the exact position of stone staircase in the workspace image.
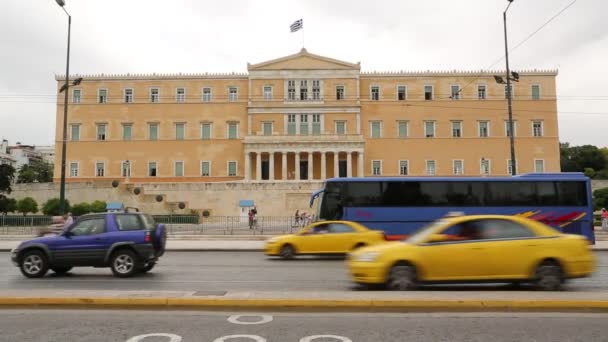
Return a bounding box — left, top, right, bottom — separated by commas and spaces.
595, 230, 608, 241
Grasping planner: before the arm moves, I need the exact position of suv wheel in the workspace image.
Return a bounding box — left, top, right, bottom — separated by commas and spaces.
19, 250, 49, 278
110, 250, 138, 278
51, 267, 73, 275
140, 262, 156, 273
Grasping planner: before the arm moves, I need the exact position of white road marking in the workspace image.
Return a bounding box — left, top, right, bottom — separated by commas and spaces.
300, 335, 353, 342
212, 335, 266, 342
227, 314, 273, 325
125, 333, 182, 342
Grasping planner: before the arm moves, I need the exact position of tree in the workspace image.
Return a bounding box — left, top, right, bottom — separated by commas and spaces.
42, 198, 71, 216
594, 188, 608, 211
17, 197, 38, 216
70, 202, 91, 216
0, 197, 17, 215
90, 200, 107, 213
560, 143, 607, 173
0, 164, 15, 195
16, 160, 53, 184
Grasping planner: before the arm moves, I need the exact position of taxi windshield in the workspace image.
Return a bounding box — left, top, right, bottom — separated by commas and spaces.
405, 219, 449, 244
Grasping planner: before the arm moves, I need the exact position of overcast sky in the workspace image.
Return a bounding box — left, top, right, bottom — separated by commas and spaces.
1, 0, 606, 147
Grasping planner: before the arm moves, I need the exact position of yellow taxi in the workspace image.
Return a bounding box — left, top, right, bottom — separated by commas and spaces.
265, 221, 386, 259
348, 215, 595, 291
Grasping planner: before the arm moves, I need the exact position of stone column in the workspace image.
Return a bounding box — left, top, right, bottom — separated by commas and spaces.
357, 151, 364, 177
321, 151, 327, 180
347, 151, 353, 178
295, 152, 300, 181
256, 152, 262, 181
244, 152, 251, 181
269, 152, 275, 181
308, 152, 314, 180
334, 151, 340, 178
282, 152, 287, 181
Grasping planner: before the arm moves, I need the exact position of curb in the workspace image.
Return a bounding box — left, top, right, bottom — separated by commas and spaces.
0, 297, 607, 312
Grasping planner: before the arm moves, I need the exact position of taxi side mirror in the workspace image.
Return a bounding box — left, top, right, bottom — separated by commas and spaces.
427, 234, 449, 243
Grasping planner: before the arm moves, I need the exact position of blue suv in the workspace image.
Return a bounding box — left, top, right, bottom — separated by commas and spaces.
11, 212, 167, 278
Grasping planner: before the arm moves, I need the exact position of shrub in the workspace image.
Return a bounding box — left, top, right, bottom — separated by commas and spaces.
42, 198, 71, 216
71, 203, 92, 217
90, 200, 107, 213
17, 197, 38, 216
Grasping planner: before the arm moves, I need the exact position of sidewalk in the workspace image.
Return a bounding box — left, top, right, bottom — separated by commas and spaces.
0, 289, 607, 312
0, 238, 606, 252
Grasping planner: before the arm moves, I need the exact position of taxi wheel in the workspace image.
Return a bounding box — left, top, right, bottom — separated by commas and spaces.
534, 260, 563, 291
387, 264, 417, 291
280, 244, 295, 260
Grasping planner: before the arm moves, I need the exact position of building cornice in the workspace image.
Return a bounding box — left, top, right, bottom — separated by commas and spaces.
361, 69, 558, 77
55, 72, 248, 82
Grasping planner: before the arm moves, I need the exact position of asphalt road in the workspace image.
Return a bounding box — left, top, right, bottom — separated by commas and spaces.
1, 310, 607, 342
1, 251, 607, 292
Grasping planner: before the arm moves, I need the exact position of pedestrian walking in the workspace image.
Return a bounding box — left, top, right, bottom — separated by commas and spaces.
294, 210, 300, 227
602, 208, 608, 231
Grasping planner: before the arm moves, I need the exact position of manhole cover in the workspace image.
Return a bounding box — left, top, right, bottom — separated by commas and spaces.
192, 291, 227, 296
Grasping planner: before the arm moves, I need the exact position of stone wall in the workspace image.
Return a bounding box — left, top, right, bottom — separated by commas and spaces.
8, 181, 324, 216
592, 180, 608, 192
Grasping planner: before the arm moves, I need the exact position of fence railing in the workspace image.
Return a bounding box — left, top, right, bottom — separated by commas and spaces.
0, 216, 52, 227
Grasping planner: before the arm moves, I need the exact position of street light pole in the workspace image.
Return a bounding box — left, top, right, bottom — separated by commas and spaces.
503, 0, 517, 176
56, 0, 71, 214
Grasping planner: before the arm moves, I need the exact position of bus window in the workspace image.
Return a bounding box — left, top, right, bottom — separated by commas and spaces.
537, 182, 558, 206
486, 181, 536, 206
447, 182, 484, 206
557, 182, 587, 206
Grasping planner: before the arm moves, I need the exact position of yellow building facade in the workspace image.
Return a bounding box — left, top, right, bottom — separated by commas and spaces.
54, 49, 559, 184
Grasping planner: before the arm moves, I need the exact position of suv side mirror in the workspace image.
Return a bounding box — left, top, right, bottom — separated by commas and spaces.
62, 230, 73, 238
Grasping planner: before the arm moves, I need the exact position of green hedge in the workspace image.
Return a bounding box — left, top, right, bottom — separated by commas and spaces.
152, 215, 199, 224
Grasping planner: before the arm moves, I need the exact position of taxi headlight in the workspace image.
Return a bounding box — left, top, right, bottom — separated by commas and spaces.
267, 237, 278, 244
356, 252, 380, 262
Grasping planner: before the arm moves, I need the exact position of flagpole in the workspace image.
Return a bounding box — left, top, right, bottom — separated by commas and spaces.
302, 24, 305, 48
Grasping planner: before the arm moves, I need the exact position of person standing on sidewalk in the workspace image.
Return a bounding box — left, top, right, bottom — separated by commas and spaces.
602, 208, 608, 231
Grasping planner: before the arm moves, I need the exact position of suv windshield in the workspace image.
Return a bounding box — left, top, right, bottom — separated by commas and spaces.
141, 214, 157, 230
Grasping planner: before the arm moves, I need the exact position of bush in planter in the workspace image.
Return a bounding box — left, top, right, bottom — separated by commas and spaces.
17, 197, 38, 216
90, 200, 107, 213
71, 203, 92, 216
42, 198, 71, 216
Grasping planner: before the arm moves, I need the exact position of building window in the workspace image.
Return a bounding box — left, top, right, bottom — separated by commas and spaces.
371, 86, 380, 101
287, 114, 296, 135
532, 120, 543, 137
227, 122, 238, 139
176, 88, 186, 103
69, 162, 79, 177
453, 160, 464, 175
122, 124, 132, 141
370, 121, 382, 138
312, 114, 321, 135
228, 161, 237, 177
124, 88, 134, 103
299, 80, 308, 100
96, 124, 107, 141
372, 160, 382, 176
228, 87, 238, 102
300, 114, 309, 135
504, 84, 513, 99
263, 86, 273, 100
72, 89, 81, 104
175, 123, 185, 140
312, 80, 321, 100
397, 121, 408, 138
201, 123, 212, 140
70, 124, 80, 141
477, 85, 486, 100
201, 161, 211, 177
424, 121, 435, 138
121, 161, 131, 177
150, 88, 160, 103
505, 120, 517, 137
424, 85, 433, 100
399, 160, 409, 176
535, 159, 545, 173
335, 121, 346, 135
95, 162, 105, 177
263, 122, 273, 136
202, 87, 212, 102
336, 85, 345, 100
98, 89, 107, 103
480, 158, 491, 175
148, 162, 157, 177
148, 123, 159, 141
397, 85, 407, 101
531, 85, 541, 100
507, 159, 517, 175
451, 85, 461, 99
288, 80, 296, 100
478, 121, 490, 137
451, 121, 462, 138
426, 160, 436, 176
174, 161, 184, 177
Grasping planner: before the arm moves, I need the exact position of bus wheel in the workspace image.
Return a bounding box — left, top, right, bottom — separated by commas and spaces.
386, 263, 416, 291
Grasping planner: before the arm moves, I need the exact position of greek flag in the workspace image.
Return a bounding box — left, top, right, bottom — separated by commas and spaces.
290, 19, 303, 32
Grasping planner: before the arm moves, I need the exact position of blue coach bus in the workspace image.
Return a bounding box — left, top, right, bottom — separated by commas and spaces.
310, 173, 595, 243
